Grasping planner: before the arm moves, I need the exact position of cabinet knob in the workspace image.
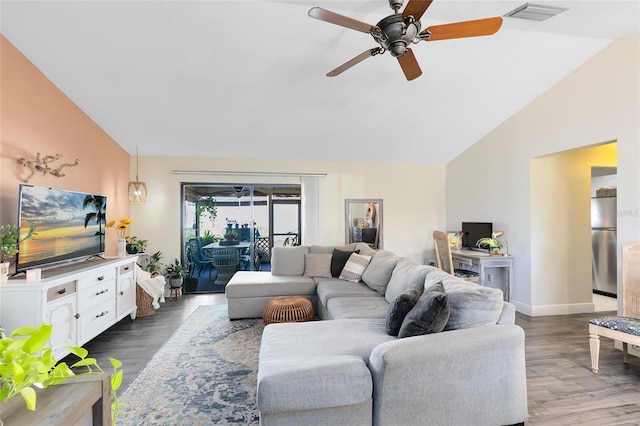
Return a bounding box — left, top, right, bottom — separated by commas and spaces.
96, 289, 109, 295
97, 275, 105, 281
120, 291, 124, 296
96, 311, 109, 318
123, 266, 130, 271
74, 313, 80, 319
57, 288, 67, 295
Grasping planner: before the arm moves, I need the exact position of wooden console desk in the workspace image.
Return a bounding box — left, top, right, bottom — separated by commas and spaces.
451, 250, 514, 301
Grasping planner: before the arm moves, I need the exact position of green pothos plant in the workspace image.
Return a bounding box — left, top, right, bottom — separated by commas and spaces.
0, 324, 123, 425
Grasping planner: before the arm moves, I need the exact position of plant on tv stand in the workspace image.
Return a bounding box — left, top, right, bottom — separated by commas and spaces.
0, 221, 36, 263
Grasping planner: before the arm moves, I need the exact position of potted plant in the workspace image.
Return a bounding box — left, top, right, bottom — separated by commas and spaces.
164, 259, 186, 288
142, 250, 163, 277
0, 222, 36, 282
125, 236, 147, 254
0, 323, 123, 424
476, 235, 503, 255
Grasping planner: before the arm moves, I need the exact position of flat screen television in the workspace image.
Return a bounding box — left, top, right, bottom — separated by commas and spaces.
16, 184, 107, 272
461, 222, 493, 250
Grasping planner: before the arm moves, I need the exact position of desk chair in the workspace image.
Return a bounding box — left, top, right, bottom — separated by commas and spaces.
433, 231, 480, 283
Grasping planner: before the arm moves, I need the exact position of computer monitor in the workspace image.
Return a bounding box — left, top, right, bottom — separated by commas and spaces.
461, 222, 493, 249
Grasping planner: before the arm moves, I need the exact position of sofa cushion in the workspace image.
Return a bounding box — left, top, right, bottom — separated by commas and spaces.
327, 297, 390, 320
362, 250, 401, 295
331, 248, 357, 277
354, 243, 377, 257
271, 246, 309, 276
384, 258, 431, 304
316, 280, 379, 306
443, 280, 504, 330
339, 253, 372, 283
398, 282, 450, 338
386, 282, 423, 336
303, 253, 333, 278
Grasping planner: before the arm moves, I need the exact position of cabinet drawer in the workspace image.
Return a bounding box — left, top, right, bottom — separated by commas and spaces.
78, 280, 116, 310
78, 298, 116, 345
119, 262, 135, 275
77, 268, 117, 290
47, 281, 77, 303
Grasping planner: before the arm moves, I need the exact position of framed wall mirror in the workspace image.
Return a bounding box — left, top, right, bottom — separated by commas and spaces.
345, 199, 383, 250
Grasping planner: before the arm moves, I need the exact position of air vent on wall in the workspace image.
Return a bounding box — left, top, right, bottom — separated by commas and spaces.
504, 3, 567, 21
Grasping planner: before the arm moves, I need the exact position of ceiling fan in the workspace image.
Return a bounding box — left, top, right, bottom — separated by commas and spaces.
308, 0, 503, 81
229, 186, 249, 198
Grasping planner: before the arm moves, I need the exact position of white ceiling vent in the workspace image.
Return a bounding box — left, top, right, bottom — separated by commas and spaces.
504, 3, 567, 21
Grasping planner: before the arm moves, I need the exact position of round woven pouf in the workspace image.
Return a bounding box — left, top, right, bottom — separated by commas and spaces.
262, 296, 315, 325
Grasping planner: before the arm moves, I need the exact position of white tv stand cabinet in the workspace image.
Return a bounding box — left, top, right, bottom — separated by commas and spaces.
0, 257, 137, 359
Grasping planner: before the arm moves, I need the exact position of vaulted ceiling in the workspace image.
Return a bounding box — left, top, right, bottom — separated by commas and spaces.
2, 1, 638, 164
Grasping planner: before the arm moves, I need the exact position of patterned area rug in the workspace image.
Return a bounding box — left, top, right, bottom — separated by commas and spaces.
118, 304, 264, 425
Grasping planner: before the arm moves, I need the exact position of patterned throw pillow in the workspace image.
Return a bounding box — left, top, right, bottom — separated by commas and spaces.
339, 253, 372, 283
303, 253, 333, 278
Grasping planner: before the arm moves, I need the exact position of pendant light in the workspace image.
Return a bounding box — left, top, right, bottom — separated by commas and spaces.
128, 146, 148, 203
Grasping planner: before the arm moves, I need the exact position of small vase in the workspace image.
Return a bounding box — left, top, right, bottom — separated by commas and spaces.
0, 262, 9, 283
117, 239, 127, 258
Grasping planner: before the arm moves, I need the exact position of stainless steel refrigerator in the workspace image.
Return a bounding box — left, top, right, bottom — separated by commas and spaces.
591, 196, 617, 296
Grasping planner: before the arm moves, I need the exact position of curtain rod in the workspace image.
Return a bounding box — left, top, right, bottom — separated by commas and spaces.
171, 170, 326, 178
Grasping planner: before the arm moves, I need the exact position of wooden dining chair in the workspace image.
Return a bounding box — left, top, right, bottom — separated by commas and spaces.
433, 231, 480, 283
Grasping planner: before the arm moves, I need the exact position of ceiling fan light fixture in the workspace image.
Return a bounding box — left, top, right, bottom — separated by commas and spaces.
374, 14, 421, 57
504, 3, 567, 21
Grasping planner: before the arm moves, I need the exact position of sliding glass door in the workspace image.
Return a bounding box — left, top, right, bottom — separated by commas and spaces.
181, 183, 300, 293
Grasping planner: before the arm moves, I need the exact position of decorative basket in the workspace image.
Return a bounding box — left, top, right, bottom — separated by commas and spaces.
136, 284, 155, 317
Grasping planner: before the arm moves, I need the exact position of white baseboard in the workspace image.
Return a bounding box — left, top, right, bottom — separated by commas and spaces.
513, 300, 595, 316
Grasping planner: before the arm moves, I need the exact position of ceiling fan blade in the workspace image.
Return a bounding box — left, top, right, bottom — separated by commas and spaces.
422, 17, 503, 41
308, 7, 378, 34
402, 0, 434, 21
327, 48, 380, 77
397, 49, 422, 81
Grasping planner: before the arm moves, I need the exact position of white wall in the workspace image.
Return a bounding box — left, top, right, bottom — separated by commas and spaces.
446, 34, 640, 315
130, 156, 445, 265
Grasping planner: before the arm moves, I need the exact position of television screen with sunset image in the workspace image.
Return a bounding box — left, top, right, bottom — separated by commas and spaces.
16, 185, 107, 272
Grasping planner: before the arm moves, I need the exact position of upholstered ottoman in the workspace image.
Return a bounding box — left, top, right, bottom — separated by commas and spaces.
225, 272, 317, 320
257, 319, 394, 426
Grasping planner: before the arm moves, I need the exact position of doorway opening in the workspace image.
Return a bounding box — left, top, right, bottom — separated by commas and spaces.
181, 183, 301, 293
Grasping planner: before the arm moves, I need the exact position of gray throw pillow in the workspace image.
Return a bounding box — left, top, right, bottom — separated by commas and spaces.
398, 282, 450, 338
331, 249, 357, 277
386, 282, 423, 336
303, 253, 333, 278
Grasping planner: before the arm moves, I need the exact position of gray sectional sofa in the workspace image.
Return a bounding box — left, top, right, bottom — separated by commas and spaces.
225, 243, 528, 426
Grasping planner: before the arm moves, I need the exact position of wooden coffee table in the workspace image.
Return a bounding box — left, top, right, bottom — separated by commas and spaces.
262, 296, 315, 325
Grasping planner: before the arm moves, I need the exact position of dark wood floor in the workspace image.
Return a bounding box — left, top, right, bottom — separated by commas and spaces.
69, 295, 640, 424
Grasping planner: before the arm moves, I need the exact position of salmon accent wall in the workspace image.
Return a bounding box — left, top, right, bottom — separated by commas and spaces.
0, 35, 130, 261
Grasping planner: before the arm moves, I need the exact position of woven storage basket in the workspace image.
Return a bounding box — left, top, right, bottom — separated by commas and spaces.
262, 296, 315, 325
136, 284, 155, 317
596, 187, 617, 197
